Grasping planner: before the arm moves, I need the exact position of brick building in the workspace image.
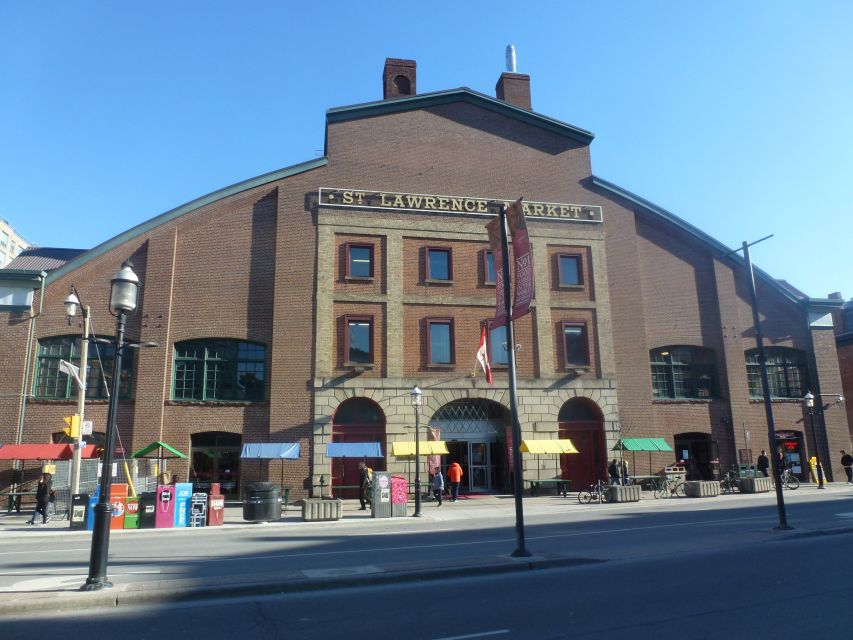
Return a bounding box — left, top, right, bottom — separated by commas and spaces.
1, 58, 849, 498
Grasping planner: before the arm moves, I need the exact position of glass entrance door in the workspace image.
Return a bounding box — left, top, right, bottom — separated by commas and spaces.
445, 439, 493, 493
469, 441, 491, 492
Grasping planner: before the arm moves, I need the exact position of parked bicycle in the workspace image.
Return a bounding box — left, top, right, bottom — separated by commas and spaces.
779, 468, 800, 490
719, 468, 740, 494
653, 476, 686, 499
578, 479, 611, 504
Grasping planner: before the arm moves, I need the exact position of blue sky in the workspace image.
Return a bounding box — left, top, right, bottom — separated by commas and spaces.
2, 1, 851, 299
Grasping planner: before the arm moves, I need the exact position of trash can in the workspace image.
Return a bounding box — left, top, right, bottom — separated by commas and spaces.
70, 493, 89, 530
370, 472, 393, 518
242, 482, 282, 522
138, 491, 157, 529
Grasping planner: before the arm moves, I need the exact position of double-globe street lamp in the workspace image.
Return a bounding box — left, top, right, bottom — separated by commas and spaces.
411, 385, 422, 517
63, 287, 91, 496
803, 392, 825, 489
83, 260, 143, 591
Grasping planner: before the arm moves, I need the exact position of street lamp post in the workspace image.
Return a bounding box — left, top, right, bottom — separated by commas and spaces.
64, 288, 90, 496
804, 392, 825, 489
82, 260, 140, 591
411, 385, 422, 517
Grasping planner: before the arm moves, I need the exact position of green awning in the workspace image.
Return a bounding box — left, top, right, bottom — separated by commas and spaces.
613, 438, 673, 452
131, 441, 188, 459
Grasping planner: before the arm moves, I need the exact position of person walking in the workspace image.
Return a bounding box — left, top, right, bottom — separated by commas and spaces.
840, 450, 853, 484
620, 459, 630, 485
447, 461, 463, 502
757, 450, 770, 477
432, 469, 444, 506
358, 462, 371, 510
27, 473, 53, 526
608, 459, 620, 485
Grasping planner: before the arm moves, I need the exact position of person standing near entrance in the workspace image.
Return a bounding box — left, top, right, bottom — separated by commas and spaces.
608, 459, 620, 485
447, 461, 463, 502
432, 469, 444, 506
757, 450, 770, 477
840, 450, 853, 484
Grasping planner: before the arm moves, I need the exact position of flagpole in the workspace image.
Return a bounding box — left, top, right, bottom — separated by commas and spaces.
499, 203, 530, 558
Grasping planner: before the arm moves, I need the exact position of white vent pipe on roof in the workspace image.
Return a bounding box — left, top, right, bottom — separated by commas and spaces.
506, 45, 517, 73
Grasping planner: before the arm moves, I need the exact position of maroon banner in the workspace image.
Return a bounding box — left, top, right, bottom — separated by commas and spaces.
506, 198, 533, 320
485, 216, 507, 328
427, 427, 441, 474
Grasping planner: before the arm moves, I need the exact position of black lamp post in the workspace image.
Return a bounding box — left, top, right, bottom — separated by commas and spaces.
411, 385, 422, 517
82, 260, 140, 591
804, 392, 825, 489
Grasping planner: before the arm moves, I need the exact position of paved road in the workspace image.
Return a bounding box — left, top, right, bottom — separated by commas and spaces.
4, 521, 853, 639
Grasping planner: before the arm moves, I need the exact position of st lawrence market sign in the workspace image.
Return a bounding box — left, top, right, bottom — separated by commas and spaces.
319, 188, 603, 223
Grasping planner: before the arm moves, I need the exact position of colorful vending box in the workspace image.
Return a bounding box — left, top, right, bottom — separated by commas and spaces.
173, 483, 193, 528
108, 483, 128, 530
155, 485, 175, 528
124, 497, 140, 528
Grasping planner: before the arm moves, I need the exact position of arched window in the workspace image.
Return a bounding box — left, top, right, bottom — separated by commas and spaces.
34, 335, 134, 399
650, 346, 717, 399
745, 347, 807, 399
173, 339, 266, 402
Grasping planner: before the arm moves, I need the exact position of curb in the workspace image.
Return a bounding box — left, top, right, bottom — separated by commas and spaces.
0, 553, 605, 617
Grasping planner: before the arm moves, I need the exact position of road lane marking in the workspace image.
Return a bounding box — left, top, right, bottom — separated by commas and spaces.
433, 631, 510, 640
0, 547, 90, 556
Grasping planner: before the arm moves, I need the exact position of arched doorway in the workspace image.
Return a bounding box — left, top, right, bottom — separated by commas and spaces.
332, 398, 386, 497
190, 432, 242, 495
674, 432, 717, 480
558, 398, 605, 489
431, 399, 509, 493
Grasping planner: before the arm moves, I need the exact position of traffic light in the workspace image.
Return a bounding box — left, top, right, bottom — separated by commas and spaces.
63, 415, 81, 438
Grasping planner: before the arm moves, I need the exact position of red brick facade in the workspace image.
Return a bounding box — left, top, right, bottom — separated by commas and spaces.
2, 58, 849, 498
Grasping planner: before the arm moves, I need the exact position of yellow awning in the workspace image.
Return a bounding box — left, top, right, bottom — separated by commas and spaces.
391, 441, 450, 456
520, 439, 579, 454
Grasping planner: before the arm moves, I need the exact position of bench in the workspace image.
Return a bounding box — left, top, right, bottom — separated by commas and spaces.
526, 479, 570, 497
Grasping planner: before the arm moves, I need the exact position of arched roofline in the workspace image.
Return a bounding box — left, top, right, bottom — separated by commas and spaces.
45, 157, 328, 285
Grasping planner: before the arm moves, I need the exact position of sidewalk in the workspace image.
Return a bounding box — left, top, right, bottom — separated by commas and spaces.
2, 483, 849, 617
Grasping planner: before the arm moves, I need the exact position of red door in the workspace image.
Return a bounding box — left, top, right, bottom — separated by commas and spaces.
330, 426, 385, 498
559, 423, 606, 490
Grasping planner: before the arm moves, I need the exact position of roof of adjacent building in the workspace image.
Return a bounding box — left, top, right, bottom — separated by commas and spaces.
5, 247, 87, 272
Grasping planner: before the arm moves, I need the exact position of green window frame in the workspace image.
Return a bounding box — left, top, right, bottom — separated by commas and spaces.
173, 339, 266, 402
650, 346, 717, 399
34, 335, 134, 400
746, 347, 807, 399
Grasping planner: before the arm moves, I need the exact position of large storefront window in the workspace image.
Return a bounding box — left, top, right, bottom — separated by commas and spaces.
746, 347, 807, 399
34, 335, 134, 399
650, 346, 717, 399
173, 339, 266, 402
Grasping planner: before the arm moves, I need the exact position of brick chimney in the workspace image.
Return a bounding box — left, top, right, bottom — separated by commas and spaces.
496, 72, 531, 110
383, 58, 416, 100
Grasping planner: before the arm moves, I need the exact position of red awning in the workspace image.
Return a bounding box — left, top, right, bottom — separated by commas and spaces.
0, 444, 100, 461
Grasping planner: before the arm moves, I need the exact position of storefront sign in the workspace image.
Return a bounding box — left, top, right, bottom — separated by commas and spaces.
319, 188, 603, 223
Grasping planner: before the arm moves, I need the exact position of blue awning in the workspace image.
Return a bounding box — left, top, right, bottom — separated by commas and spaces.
325, 442, 383, 458
240, 443, 301, 460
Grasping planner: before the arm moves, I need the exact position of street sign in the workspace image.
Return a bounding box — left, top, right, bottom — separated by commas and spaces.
82, 420, 93, 435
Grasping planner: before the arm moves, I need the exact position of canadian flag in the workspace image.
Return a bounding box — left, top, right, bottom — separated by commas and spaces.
475, 325, 494, 384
